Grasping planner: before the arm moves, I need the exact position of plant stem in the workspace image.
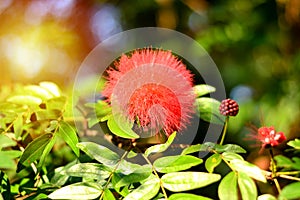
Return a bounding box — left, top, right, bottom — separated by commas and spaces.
142, 154, 168, 200
278, 174, 300, 181
277, 171, 300, 175
99, 150, 129, 200
219, 116, 229, 145
269, 148, 281, 193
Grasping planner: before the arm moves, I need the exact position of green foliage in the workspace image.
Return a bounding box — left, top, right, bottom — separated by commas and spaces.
218, 171, 238, 200
274, 155, 300, 170
77, 142, 120, 167
169, 193, 213, 200
153, 155, 203, 173
123, 175, 160, 200
195, 97, 225, 125
48, 182, 102, 199
279, 182, 300, 200
17, 133, 53, 172
238, 172, 257, 200
287, 138, 300, 150
205, 153, 222, 173
144, 131, 176, 157
161, 172, 221, 192
0, 81, 299, 199
193, 84, 216, 97
181, 142, 246, 155
57, 121, 79, 157
107, 115, 139, 139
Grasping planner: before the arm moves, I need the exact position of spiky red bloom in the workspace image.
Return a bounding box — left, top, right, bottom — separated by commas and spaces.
257, 126, 286, 148
102, 48, 195, 137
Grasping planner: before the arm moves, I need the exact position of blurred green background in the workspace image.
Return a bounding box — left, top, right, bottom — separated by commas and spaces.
0, 0, 299, 159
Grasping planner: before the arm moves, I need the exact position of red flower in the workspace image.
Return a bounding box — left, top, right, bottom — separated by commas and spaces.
257, 126, 286, 148
102, 48, 195, 137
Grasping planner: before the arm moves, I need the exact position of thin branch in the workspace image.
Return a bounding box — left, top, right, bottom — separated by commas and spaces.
142, 154, 168, 200
99, 150, 129, 200
219, 117, 229, 145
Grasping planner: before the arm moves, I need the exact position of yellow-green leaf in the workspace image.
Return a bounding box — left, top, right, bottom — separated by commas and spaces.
238, 172, 257, 200
58, 121, 79, 157
218, 171, 238, 200
144, 132, 176, 157
154, 155, 203, 173
205, 153, 222, 173
161, 172, 221, 192
123, 175, 160, 200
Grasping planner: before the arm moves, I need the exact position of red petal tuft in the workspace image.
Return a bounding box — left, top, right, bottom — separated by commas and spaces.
102, 48, 195, 137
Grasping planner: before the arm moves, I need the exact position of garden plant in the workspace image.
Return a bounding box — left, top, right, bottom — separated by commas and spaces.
0, 45, 300, 200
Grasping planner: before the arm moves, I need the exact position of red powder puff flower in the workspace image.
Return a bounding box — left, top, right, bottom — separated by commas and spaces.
257, 126, 286, 148
102, 48, 195, 137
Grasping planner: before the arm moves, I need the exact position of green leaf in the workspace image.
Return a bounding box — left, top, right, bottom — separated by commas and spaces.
7, 95, 42, 106
45, 120, 58, 133
46, 97, 67, 110
199, 142, 246, 153
205, 153, 222, 173
103, 189, 116, 200
13, 114, 23, 139
217, 144, 246, 153
17, 133, 53, 172
30, 193, 48, 200
24, 85, 54, 100
39, 81, 61, 97
238, 172, 258, 200
144, 132, 176, 157
0, 135, 16, 149
218, 171, 238, 200
77, 142, 120, 167
287, 138, 300, 150
161, 172, 221, 192
291, 157, 300, 170
194, 84, 216, 97
64, 163, 111, 180
35, 109, 61, 121
274, 155, 293, 168
195, 97, 225, 125
111, 173, 130, 197
87, 116, 101, 128
169, 193, 213, 200
115, 164, 152, 187
85, 100, 112, 118
48, 182, 101, 199
37, 134, 57, 168
107, 115, 139, 139
154, 155, 203, 173
58, 121, 79, 157
230, 159, 266, 183
197, 142, 218, 152
123, 175, 160, 200
0, 151, 19, 169
279, 182, 300, 200
50, 161, 77, 187
127, 150, 138, 158
222, 152, 244, 162
257, 194, 277, 200
181, 144, 201, 155
117, 159, 145, 175
0, 171, 11, 200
